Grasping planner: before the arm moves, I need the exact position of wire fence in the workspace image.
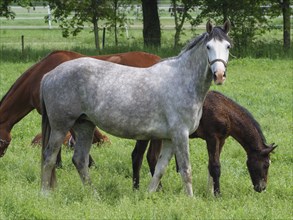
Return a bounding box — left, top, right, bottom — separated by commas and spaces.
0, 5, 204, 54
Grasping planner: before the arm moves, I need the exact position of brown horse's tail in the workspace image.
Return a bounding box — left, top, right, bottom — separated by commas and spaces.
40, 86, 56, 189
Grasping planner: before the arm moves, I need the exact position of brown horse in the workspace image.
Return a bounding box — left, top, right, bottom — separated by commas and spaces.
0, 50, 160, 159
131, 91, 277, 195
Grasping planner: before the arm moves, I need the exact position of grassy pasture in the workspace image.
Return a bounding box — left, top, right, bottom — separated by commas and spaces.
0, 7, 292, 219
0, 55, 292, 219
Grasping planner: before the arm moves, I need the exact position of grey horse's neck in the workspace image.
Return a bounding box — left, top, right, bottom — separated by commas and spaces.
175, 36, 211, 100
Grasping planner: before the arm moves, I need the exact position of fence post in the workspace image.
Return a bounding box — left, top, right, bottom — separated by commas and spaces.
47, 5, 52, 29
102, 27, 106, 49
21, 35, 24, 54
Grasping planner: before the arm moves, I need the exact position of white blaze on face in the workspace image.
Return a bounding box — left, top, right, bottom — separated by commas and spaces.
206, 38, 231, 85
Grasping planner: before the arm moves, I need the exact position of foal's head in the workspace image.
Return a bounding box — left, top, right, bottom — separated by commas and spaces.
246, 144, 277, 192
205, 20, 232, 85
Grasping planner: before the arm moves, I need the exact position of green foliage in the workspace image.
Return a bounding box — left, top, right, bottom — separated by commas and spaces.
0, 0, 49, 18
104, 0, 134, 46
199, 0, 275, 49
0, 1, 15, 19
169, 0, 202, 47
47, 0, 107, 37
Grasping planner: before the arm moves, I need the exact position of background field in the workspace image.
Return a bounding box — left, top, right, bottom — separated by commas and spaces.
0, 6, 292, 220
0, 58, 292, 219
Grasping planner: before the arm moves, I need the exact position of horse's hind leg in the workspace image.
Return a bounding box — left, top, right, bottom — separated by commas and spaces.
42, 129, 67, 191
71, 119, 95, 185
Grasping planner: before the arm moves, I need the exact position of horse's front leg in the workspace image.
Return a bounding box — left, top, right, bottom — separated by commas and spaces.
174, 133, 193, 197
148, 140, 174, 193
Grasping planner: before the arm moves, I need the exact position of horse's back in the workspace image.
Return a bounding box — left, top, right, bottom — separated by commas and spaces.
92, 51, 160, 67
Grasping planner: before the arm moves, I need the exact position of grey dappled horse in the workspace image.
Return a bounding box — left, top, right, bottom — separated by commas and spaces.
40, 21, 232, 196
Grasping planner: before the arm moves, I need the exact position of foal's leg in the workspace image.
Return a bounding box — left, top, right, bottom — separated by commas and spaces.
131, 140, 149, 189
71, 120, 95, 185
42, 129, 67, 191
207, 137, 223, 196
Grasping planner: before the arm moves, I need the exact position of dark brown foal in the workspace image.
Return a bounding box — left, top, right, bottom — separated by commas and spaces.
131, 91, 276, 195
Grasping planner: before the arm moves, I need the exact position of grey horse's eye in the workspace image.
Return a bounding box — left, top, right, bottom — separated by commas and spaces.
206, 45, 210, 50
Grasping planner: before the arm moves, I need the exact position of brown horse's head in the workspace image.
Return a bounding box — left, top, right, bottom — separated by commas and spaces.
246, 143, 277, 192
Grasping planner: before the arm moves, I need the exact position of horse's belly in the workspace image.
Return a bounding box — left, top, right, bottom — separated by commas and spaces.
89, 112, 169, 140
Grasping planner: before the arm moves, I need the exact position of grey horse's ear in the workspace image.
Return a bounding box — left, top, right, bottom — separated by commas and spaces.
206, 20, 213, 34
223, 19, 231, 34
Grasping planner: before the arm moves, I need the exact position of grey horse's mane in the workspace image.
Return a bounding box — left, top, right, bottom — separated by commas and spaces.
178, 33, 208, 56
183, 26, 232, 54
159, 33, 207, 63
160, 26, 232, 63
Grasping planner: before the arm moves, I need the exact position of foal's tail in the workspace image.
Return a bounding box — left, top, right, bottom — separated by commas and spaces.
40, 85, 56, 189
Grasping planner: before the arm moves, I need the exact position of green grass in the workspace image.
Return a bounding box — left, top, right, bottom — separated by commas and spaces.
0, 57, 292, 219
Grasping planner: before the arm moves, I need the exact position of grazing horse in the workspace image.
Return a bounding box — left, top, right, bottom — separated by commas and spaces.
40, 21, 231, 196
0, 50, 160, 159
131, 91, 277, 195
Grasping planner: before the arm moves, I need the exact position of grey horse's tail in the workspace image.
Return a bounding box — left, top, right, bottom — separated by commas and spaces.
40, 85, 56, 189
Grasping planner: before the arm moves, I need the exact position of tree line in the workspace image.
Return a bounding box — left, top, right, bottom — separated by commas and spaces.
0, 0, 291, 52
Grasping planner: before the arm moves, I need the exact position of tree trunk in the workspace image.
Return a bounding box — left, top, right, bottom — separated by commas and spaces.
281, 0, 291, 50
141, 0, 161, 48
93, 16, 100, 51
114, 0, 118, 46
